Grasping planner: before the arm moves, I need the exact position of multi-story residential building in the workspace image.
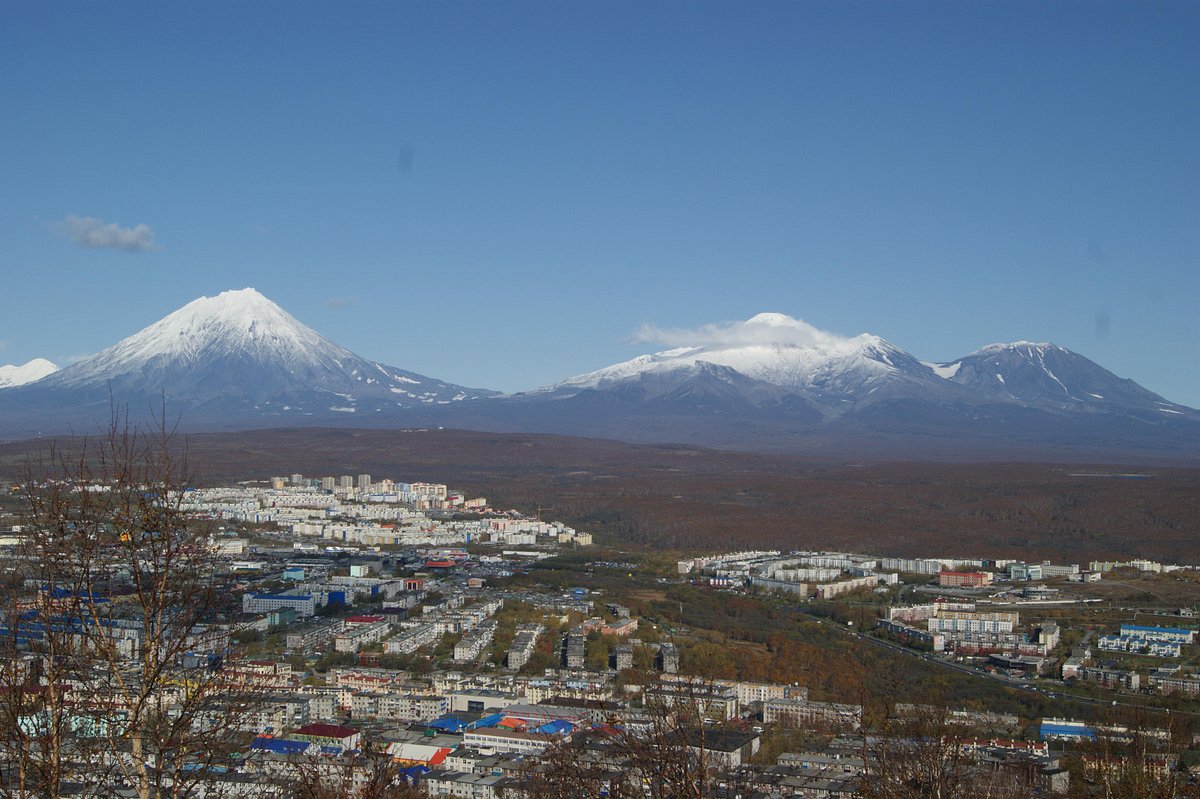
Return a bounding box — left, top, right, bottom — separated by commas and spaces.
815, 574, 896, 599
1148, 672, 1200, 696
506, 624, 544, 670
454, 620, 497, 662
878, 618, 946, 651
938, 571, 993, 588
1037, 622, 1061, 651
1119, 624, 1196, 645
242, 593, 316, 618
763, 698, 862, 730
927, 610, 1018, 643
658, 642, 680, 673
330, 667, 403, 692
600, 617, 638, 637
880, 557, 958, 575
1076, 667, 1140, 691
522, 676, 614, 705
286, 620, 344, 651
334, 620, 392, 653
386, 623, 440, 654
1098, 634, 1181, 658
644, 681, 739, 722
563, 631, 586, 669
377, 693, 448, 722
423, 771, 510, 799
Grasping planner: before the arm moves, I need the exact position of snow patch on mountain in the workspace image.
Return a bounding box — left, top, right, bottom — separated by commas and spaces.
0, 358, 59, 388
924, 361, 962, 380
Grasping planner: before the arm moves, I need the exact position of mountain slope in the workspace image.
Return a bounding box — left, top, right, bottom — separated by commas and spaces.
930, 342, 1196, 421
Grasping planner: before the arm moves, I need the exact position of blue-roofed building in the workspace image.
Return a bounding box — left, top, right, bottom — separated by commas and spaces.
472, 713, 504, 729
535, 719, 575, 736
250, 738, 314, 756
1101, 633, 1183, 658
427, 716, 468, 734
403, 765, 431, 785
1040, 718, 1095, 741
1119, 624, 1196, 645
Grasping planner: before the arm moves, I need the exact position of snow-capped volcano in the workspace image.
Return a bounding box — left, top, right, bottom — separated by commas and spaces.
0, 358, 58, 388
49, 288, 365, 387
929, 341, 1191, 417
546, 312, 946, 406
0, 288, 494, 435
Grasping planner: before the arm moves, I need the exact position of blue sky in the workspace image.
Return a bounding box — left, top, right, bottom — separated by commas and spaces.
2, 1, 1197, 403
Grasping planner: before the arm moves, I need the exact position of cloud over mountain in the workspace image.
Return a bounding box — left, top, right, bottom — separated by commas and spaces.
632, 313, 856, 350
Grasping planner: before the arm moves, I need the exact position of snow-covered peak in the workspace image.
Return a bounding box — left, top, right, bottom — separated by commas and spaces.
746, 312, 798, 327
551, 313, 927, 393
53, 288, 355, 384
33, 288, 494, 411
973, 341, 1062, 355
0, 358, 59, 388
66, 287, 348, 374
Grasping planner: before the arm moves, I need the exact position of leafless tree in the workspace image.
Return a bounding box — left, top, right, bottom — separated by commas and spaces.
1064, 706, 1200, 799
0, 413, 264, 799
281, 747, 422, 799
861, 700, 1040, 799
507, 676, 754, 799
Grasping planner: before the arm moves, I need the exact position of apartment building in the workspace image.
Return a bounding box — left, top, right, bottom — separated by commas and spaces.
506, 624, 544, 670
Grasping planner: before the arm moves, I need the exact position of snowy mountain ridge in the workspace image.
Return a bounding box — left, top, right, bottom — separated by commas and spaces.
0, 294, 1195, 459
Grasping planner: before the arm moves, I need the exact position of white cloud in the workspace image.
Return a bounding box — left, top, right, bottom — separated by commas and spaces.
632, 312, 853, 350
326, 297, 357, 309
57, 214, 157, 252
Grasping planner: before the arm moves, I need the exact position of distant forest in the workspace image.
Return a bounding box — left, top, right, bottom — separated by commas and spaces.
4, 427, 1198, 564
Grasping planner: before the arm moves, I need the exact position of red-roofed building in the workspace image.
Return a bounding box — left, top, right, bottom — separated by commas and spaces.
289, 723, 361, 750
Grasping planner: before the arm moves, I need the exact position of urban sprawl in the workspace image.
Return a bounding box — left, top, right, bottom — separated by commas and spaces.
3, 471, 1200, 797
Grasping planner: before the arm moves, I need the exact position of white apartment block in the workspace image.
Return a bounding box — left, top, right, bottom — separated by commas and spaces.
454, 620, 497, 662
507, 624, 544, 670
242, 593, 316, 618
334, 621, 392, 653
386, 623, 441, 654
763, 698, 863, 729
461, 728, 557, 756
